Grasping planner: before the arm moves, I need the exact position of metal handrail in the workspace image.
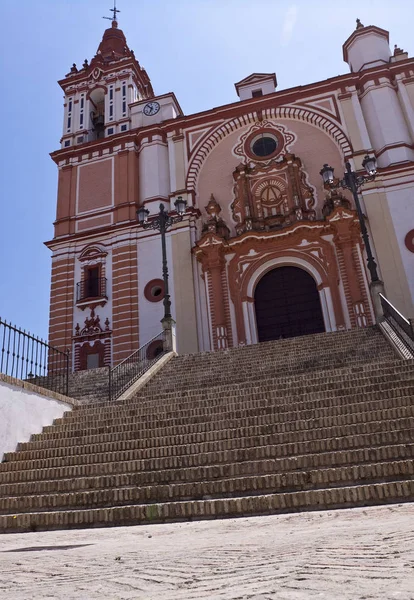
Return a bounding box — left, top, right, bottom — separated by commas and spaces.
109, 330, 166, 401
0, 318, 69, 396
379, 294, 414, 352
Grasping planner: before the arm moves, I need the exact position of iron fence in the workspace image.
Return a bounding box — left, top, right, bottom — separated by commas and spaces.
109, 330, 166, 401
379, 294, 414, 353
0, 318, 69, 396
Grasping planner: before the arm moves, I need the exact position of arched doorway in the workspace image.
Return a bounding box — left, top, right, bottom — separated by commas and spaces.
254, 266, 325, 342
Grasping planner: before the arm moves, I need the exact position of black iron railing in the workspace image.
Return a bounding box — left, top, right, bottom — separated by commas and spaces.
0, 318, 69, 396
380, 294, 414, 352
109, 331, 166, 401
76, 277, 107, 302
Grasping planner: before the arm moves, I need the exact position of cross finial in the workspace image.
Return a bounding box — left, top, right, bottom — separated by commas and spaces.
103, 1, 121, 24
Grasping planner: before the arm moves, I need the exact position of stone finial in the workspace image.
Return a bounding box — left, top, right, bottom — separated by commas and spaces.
70, 63, 78, 73
394, 44, 405, 56
202, 194, 230, 240
205, 194, 222, 218
356, 18, 364, 29
83, 59, 89, 69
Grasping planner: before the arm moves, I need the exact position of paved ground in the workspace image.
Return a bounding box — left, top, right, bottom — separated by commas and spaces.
0, 504, 413, 600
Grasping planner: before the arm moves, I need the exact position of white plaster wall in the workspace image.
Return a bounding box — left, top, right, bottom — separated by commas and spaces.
0, 380, 73, 460
346, 33, 391, 72
360, 85, 414, 165
137, 232, 175, 345
385, 183, 414, 312
139, 140, 170, 200
238, 80, 276, 100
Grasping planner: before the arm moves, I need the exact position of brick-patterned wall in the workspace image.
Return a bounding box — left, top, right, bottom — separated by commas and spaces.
48, 256, 75, 369
111, 243, 139, 364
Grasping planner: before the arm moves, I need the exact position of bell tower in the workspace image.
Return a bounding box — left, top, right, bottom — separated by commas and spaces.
59, 15, 154, 149
46, 13, 159, 371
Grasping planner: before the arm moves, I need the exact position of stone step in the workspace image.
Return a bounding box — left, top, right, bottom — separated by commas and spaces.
2, 429, 412, 473
1, 457, 410, 499
69, 369, 414, 419
5, 420, 413, 464
0, 443, 412, 485
0, 480, 412, 533
1, 459, 413, 515
40, 392, 414, 436
30, 404, 412, 445
16, 416, 414, 456
139, 352, 397, 385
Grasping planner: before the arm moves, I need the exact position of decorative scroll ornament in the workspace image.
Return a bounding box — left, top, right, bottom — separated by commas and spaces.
74, 308, 110, 338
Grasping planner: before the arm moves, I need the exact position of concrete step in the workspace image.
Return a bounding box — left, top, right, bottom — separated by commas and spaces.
0, 480, 412, 533
5, 421, 413, 464
1, 459, 413, 515
36, 392, 414, 437
0, 443, 412, 485
15, 416, 414, 457
1, 458, 411, 499
29, 404, 412, 445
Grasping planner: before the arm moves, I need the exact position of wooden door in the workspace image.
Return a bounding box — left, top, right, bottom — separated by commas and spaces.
254, 266, 325, 342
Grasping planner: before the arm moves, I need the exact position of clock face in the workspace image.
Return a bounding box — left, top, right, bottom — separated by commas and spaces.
143, 102, 160, 116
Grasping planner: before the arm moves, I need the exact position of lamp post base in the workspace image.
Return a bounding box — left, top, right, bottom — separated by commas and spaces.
369, 279, 385, 323
161, 316, 177, 353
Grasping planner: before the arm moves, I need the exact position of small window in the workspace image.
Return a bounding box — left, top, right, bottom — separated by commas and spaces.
77, 136, 84, 143
107, 127, 114, 135
68, 100, 72, 112
252, 89, 263, 98
144, 278, 165, 303
87, 353, 100, 370
251, 135, 278, 157
109, 88, 114, 101
64, 140, 71, 147
85, 266, 100, 297
121, 124, 127, 131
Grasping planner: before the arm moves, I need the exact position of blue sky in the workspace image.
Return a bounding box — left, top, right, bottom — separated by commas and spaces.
0, 0, 413, 340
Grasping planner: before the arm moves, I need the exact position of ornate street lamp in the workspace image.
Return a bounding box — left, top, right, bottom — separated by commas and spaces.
320, 156, 380, 284
137, 198, 187, 320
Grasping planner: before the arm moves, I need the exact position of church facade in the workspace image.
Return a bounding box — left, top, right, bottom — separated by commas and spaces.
46, 17, 414, 370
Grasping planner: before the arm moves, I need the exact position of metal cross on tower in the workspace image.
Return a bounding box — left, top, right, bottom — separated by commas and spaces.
103, 1, 120, 22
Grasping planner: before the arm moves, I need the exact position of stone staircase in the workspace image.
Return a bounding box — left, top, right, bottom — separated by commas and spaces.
67, 366, 110, 404
0, 326, 413, 532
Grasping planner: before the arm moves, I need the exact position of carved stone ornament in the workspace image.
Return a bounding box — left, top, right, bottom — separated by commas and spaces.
230, 153, 316, 236
74, 309, 112, 340
322, 189, 351, 218
202, 194, 230, 240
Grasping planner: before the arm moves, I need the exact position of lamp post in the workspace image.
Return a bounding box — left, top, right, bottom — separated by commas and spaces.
137, 197, 187, 325
320, 155, 379, 283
